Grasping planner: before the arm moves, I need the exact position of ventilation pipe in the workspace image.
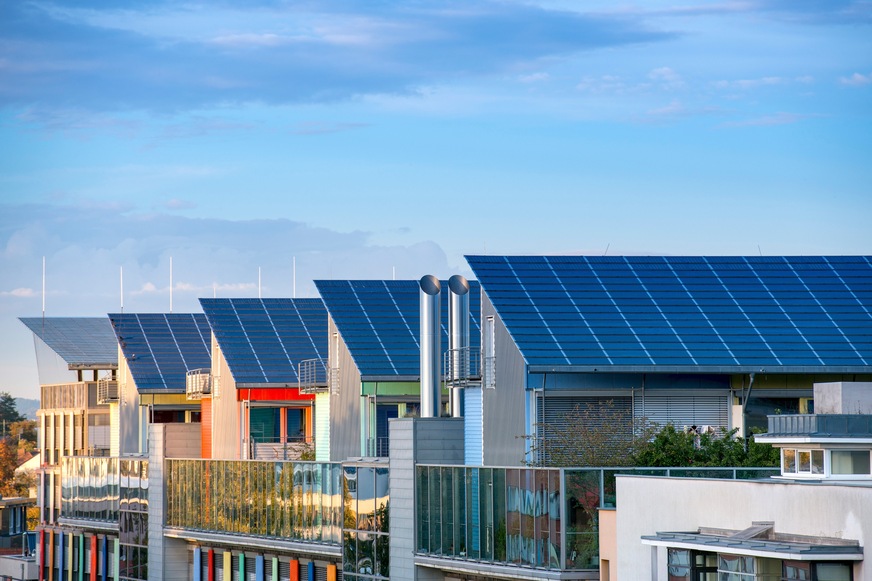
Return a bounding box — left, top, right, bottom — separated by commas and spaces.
448, 274, 470, 418
419, 275, 442, 418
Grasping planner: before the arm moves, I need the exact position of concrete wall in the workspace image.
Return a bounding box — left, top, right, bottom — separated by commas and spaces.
389, 418, 464, 581
328, 317, 362, 461
598, 508, 617, 581
815, 382, 872, 414
210, 336, 241, 459
481, 292, 528, 466
163, 423, 201, 458
615, 476, 872, 580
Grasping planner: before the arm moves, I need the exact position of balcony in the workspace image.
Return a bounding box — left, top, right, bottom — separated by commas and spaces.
415, 465, 778, 572
443, 347, 482, 389
96, 377, 118, 404
298, 358, 328, 394
185, 368, 212, 400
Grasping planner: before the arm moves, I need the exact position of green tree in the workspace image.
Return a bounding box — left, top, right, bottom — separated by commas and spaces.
0, 392, 25, 435
633, 425, 779, 468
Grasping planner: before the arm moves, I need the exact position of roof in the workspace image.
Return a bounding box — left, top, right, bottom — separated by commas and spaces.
199, 298, 328, 385
643, 530, 863, 561
108, 313, 211, 392
465, 255, 872, 373
19, 317, 118, 368
314, 280, 481, 379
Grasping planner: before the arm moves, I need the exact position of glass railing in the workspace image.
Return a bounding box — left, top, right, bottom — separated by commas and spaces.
767, 414, 872, 437
60, 456, 149, 524
415, 465, 779, 572
164, 460, 344, 545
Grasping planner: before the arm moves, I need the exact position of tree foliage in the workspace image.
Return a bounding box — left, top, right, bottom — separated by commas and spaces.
530, 400, 780, 468
0, 392, 25, 433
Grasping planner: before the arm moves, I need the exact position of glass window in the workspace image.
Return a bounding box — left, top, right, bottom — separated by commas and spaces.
831, 451, 871, 475
783, 449, 796, 473
798, 451, 811, 472
815, 562, 853, 581
667, 549, 690, 579
783, 560, 811, 580
811, 450, 824, 475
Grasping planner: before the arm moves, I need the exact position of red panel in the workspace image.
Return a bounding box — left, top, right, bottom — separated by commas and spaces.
236, 388, 314, 402
201, 399, 212, 459
207, 549, 214, 581
289, 559, 299, 581
48, 530, 53, 581
89, 536, 97, 581
38, 530, 45, 581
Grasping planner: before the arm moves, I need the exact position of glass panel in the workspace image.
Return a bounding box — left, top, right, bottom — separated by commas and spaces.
798, 451, 811, 472
783, 449, 796, 473
831, 450, 871, 474
811, 450, 824, 474
564, 470, 599, 569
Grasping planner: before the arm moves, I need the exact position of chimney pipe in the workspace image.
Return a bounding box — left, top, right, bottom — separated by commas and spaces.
419, 275, 441, 418
448, 275, 470, 417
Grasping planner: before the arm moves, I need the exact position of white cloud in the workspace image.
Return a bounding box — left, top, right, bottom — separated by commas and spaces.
648, 66, 684, 89
518, 72, 550, 83
722, 112, 814, 127
713, 76, 784, 90
839, 72, 872, 86
1, 288, 36, 298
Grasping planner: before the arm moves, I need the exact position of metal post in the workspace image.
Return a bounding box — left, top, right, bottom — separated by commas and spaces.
419, 276, 441, 418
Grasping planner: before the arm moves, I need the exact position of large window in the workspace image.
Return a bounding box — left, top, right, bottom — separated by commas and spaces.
830, 451, 871, 476
783, 560, 853, 581
781, 449, 824, 476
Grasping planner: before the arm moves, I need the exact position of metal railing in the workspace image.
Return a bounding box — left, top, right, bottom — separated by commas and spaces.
185, 368, 211, 400
329, 366, 340, 395
298, 358, 328, 394
766, 414, 872, 437
443, 347, 482, 389
96, 378, 118, 404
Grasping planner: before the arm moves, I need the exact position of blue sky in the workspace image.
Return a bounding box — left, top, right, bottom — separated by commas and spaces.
1, 0, 870, 397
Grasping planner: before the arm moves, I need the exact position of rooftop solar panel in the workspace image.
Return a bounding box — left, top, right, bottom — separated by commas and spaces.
465, 256, 872, 372
19, 317, 118, 367
315, 280, 482, 378
199, 298, 328, 385
108, 313, 212, 392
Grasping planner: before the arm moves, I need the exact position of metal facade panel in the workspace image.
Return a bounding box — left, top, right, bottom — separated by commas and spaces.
466, 255, 872, 372
108, 312, 212, 391
20, 317, 118, 366
633, 391, 730, 429
464, 387, 484, 465
328, 316, 362, 461
481, 292, 528, 466
314, 279, 482, 378
200, 298, 328, 385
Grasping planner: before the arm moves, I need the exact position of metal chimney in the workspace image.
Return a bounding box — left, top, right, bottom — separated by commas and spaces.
419, 275, 441, 418
448, 274, 470, 417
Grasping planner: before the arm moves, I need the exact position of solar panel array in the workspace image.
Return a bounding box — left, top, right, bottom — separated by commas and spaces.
199, 298, 328, 385
19, 317, 118, 366
108, 313, 212, 391
315, 280, 481, 377
465, 255, 872, 371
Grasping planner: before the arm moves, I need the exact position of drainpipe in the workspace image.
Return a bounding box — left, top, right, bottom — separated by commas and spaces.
448, 274, 470, 418
741, 372, 756, 448
419, 275, 441, 418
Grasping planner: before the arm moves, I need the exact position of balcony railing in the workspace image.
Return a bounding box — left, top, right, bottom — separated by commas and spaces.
443, 347, 481, 389
60, 456, 149, 524
96, 377, 118, 404
766, 414, 872, 438
298, 358, 328, 394
186, 368, 212, 400
415, 465, 778, 572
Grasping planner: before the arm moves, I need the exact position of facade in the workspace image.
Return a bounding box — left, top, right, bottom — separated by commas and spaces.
197, 298, 327, 460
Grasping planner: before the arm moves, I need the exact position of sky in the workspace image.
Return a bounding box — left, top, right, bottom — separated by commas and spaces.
1, 0, 870, 398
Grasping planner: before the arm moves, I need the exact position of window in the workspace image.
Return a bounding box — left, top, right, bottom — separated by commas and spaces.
831, 451, 871, 475
668, 549, 690, 580
483, 316, 495, 389
784, 560, 853, 581
782, 449, 824, 476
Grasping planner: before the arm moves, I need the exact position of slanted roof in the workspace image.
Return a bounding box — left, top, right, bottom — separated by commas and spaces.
314, 280, 481, 379
108, 313, 211, 393
19, 317, 117, 369
199, 298, 328, 386
466, 255, 872, 373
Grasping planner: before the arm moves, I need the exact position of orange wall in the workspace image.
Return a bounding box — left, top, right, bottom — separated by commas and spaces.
201, 398, 212, 459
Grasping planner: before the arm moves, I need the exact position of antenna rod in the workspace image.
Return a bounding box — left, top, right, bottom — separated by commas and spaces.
258, 267, 262, 299
213, 282, 217, 298
41, 256, 46, 317
120, 266, 124, 312
392, 266, 396, 280
293, 257, 296, 299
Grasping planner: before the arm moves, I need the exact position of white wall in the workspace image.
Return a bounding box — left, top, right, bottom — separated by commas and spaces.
209, 336, 241, 459
616, 476, 872, 580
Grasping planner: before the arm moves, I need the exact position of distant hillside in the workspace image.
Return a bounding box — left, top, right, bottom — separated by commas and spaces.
15, 398, 39, 420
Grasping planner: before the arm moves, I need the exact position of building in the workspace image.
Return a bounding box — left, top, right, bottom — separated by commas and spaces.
613, 381, 872, 580
465, 255, 872, 466
197, 298, 328, 460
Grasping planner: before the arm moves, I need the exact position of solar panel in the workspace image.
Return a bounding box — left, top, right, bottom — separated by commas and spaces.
315, 280, 482, 378
19, 317, 118, 367
199, 298, 328, 385
108, 313, 212, 391
465, 255, 872, 371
